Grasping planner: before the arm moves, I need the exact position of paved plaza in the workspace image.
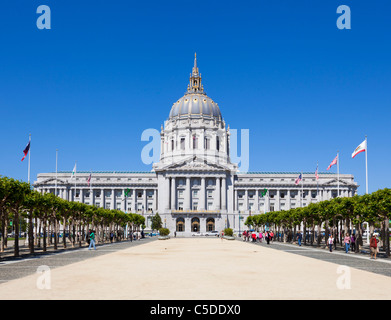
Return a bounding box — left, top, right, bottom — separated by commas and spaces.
1, 237, 391, 300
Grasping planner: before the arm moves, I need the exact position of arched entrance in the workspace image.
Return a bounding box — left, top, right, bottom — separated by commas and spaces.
206, 218, 215, 231
176, 217, 185, 232
191, 217, 200, 232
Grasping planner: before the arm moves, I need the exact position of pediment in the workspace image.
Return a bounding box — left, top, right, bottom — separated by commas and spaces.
321, 178, 348, 186
36, 177, 69, 186
157, 156, 236, 172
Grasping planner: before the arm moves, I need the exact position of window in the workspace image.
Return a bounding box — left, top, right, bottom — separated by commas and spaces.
207, 202, 213, 210
171, 139, 174, 151
96, 191, 101, 198
178, 190, 184, 198
116, 203, 121, 210
192, 135, 198, 149
207, 190, 213, 198
216, 136, 220, 151
193, 202, 198, 210
204, 137, 210, 150
192, 190, 198, 198
180, 137, 185, 150
178, 202, 184, 210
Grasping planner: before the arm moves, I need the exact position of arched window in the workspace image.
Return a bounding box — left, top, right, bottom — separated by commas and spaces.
191, 217, 200, 232
176, 217, 185, 232
216, 136, 220, 151
206, 218, 215, 231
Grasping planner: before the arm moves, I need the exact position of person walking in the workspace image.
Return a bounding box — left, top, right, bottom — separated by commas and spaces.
370, 233, 378, 259
297, 231, 303, 246
350, 234, 356, 252
344, 233, 350, 253
88, 229, 96, 250
327, 234, 334, 252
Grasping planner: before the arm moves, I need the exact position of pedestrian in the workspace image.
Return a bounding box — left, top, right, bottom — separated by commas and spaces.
252, 232, 256, 242
88, 229, 96, 250
110, 231, 114, 243
370, 233, 378, 259
270, 231, 274, 243
350, 234, 356, 252
266, 232, 270, 245
259, 232, 263, 243
327, 234, 333, 252
174, 231, 176, 238
297, 231, 303, 246
344, 233, 350, 253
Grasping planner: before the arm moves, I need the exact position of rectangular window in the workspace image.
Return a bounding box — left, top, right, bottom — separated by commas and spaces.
207, 190, 213, 198
180, 137, 185, 150
178, 202, 184, 210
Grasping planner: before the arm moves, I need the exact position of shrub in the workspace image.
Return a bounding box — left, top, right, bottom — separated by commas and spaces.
223, 228, 233, 237
159, 228, 170, 236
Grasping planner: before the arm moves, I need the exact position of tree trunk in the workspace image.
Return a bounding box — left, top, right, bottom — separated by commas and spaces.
28, 209, 34, 254
13, 210, 19, 257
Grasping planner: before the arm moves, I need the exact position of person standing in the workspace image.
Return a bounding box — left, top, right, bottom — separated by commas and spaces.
344, 233, 351, 253
88, 229, 96, 250
327, 234, 334, 252
370, 233, 378, 259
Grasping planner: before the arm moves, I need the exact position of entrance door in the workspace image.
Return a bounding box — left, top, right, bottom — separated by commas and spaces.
176, 217, 185, 232
191, 217, 200, 232
206, 218, 215, 231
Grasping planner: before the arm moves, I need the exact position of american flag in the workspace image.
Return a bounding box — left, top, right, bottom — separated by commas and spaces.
315, 164, 319, 180
87, 173, 91, 187
327, 155, 338, 171
295, 173, 302, 185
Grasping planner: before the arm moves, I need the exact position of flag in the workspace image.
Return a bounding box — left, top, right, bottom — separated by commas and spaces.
87, 173, 91, 187
352, 140, 367, 158
70, 163, 76, 179
21, 141, 30, 161
315, 164, 319, 181
295, 173, 302, 185
260, 188, 267, 197
327, 155, 338, 171
124, 188, 130, 197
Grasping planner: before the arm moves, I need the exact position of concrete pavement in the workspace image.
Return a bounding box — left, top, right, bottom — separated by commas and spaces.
0, 237, 391, 300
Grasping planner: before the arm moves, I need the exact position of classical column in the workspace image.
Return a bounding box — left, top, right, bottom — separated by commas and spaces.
185, 177, 191, 210
171, 177, 176, 210
132, 189, 136, 212
234, 189, 238, 211
110, 189, 114, 209
244, 189, 248, 212
200, 177, 206, 210
101, 188, 105, 208
255, 189, 259, 212
143, 189, 147, 214
221, 177, 226, 210
216, 177, 221, 210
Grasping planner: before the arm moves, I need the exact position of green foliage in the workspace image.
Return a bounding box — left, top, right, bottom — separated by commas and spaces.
151, 212, 163, 231
159, 227, 170, 236
223, 228, 233, 236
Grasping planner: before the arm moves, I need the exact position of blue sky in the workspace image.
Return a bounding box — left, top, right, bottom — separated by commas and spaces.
1, 0, 390, 195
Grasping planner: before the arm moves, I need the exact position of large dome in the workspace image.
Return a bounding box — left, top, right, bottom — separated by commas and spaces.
169, 93, 222, 120
168, 53, 222, 121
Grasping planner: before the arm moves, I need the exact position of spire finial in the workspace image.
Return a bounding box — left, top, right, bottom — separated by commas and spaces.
187, 53, 204, 94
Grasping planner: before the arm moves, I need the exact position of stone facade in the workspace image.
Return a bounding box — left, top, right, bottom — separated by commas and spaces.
33, 55, 358, 236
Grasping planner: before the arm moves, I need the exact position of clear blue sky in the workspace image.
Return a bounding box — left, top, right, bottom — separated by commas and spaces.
1, 0, 390, 195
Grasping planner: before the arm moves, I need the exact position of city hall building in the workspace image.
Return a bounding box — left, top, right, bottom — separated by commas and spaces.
34, 55, 358, 236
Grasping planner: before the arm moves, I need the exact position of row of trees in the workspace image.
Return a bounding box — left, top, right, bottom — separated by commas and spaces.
245, 188, 391, 256
0, 176, 145, 257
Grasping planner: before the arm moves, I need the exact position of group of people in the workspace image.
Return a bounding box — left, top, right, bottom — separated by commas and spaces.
242, 230, 274, 244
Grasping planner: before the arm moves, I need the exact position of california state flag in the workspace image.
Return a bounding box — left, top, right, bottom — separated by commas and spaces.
352, 140, 367, 158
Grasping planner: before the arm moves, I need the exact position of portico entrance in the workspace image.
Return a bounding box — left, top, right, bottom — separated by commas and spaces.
191, 217, 200, 232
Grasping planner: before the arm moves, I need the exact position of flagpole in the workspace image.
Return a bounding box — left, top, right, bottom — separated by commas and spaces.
28, 134, 31, 184
55, 149, 58, 197
337, 151, 340, 197
316, 161, 319, 202
365, 135, 368, 194
74, 161, 77, 201
301, 171, 303, 208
